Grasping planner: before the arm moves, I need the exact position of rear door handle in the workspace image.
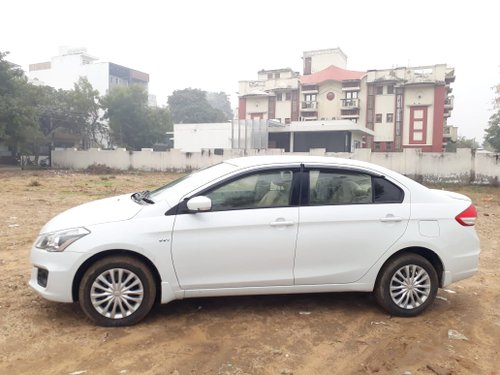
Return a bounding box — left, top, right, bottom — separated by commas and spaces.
380, 215, 403, 223
270, 220, 295, 227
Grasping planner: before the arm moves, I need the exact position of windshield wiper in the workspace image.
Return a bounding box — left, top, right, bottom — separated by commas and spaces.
131, 191, 155, 205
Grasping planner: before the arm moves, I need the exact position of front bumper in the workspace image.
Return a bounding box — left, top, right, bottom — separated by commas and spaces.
29, 246, 87, 303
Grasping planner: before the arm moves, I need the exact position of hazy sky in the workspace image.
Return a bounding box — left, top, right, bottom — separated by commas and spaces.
2, 0, 499, 141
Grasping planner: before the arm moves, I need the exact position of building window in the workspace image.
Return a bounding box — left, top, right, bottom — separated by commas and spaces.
274, 73, 280, 79
285, 92, 291, 101
304, 93, 317, 102
267, 73, 273, 79
386, 142, 393, 151
376, 86, 383, 95
374, 142, 381, 151
276, 93, 283, 101
387, 85, 394, 94
285, 118, 291, 124
375, 114, 382, 123
386, 113, 394, 123
344, 91, 358, 99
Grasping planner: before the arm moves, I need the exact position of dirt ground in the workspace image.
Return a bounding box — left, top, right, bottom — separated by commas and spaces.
0, 169, 498, 375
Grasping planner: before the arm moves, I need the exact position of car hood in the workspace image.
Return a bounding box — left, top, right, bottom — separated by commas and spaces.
40, 194, 144, 234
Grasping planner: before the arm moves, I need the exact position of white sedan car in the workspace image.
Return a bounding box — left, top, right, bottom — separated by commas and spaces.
29, 156, 480, 326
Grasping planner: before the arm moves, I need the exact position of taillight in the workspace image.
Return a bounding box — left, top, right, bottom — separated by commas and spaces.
455, 204, 477, 226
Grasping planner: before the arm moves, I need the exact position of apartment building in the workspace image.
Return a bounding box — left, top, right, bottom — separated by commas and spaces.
28, 47, 150, 97
238, 67, 300, 123
238, 48, 455, 152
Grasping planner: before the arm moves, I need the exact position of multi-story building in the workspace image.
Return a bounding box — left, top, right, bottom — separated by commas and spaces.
365, 65, 455, 152
238, 48, 455, 152
28, 47, 150, 97
238, 68, 300, 123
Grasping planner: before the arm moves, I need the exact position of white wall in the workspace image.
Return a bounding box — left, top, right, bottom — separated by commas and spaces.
317, 81, 342, 120
245, 96, 269, 118
51, 148, 500, 184
275, 99, 291, 122
374, 92, 395, 142
307, 49, 347, 72
174, 123, 232, 152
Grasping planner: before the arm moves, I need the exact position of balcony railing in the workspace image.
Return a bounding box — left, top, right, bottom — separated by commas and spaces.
341, 113, 360, 119
301, 101, 318, 110
341, 98, 359, 109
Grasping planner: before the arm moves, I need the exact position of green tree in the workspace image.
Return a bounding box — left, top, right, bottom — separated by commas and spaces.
168, 88, 228, 123
484, 82, 500, 152
102, 84, 171, 150
484, 112, 500, 152
0, 51, 40, 154
37, 78, 107, 149
206, 91, 233, 120
69, 77, 107, 147
455, 136, 479, 149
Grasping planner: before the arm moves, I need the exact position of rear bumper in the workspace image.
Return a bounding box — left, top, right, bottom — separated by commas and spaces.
442, 244, 480, 287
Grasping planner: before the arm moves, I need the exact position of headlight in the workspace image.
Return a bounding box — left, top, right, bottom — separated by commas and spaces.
35, 227, 90, 252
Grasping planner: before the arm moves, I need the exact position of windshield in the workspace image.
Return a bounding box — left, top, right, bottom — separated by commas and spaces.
148, 162, 237, 203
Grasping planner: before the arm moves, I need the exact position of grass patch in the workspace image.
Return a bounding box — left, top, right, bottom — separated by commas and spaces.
85, 164, 122, 175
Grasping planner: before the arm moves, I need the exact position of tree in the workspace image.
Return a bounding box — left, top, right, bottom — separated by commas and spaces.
168, 88, 228, 123
37, 78, 108, 149
455, 136, 479, 149
0, 51, 40, 154
102, 84, 171, 150
484, 112, 500, 152
484, 82, 500, 152
206, 91, 233, 120
69, 77, 107, 147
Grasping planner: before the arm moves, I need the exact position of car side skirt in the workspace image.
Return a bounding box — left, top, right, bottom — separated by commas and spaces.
177, 283, 374, 300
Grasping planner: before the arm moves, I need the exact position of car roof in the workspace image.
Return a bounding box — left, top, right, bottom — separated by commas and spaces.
225, 155, 382, 171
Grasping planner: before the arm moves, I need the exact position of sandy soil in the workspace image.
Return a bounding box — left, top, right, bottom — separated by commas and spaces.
0, 169, 498, 375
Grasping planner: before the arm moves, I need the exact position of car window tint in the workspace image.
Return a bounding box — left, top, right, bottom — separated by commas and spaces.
206, 170, 294, 211
309, 170, 372, 205
373, 177, 404, 203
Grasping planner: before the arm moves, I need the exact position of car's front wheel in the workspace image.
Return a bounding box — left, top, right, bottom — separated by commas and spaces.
79, 255, 156, 326
374, 253, 438, 316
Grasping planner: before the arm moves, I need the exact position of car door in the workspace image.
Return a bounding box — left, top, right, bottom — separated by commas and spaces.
171, 167, 300, 290
294, 167, 410, 285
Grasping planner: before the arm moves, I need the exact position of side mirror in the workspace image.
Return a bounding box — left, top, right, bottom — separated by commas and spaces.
187, 196, 212, 212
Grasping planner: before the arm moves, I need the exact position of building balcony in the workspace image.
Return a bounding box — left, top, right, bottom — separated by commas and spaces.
341, 98, 360, 109
445, 96, 454, 109
301, 101, 318, 110
342, 86, 360, 91
340, 112, 360, 119
301, 85, 318, 93
342, 81, 361, 89
300, 115, 318, 121
443, 126, 458, 142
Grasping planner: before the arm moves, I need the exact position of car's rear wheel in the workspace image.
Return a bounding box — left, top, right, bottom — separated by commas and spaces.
374, 253, 438, 316
79, 256, 156, 326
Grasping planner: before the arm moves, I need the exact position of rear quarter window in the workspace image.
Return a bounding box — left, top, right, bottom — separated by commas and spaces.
373, 177, 404, 203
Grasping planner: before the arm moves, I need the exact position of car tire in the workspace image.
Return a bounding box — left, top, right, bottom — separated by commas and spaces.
78, 255, 156, 326
374, 253, 438, 317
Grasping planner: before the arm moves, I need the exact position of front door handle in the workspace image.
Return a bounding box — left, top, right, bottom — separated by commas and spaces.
270, 220, 294, 227
380, 215, 403, 223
